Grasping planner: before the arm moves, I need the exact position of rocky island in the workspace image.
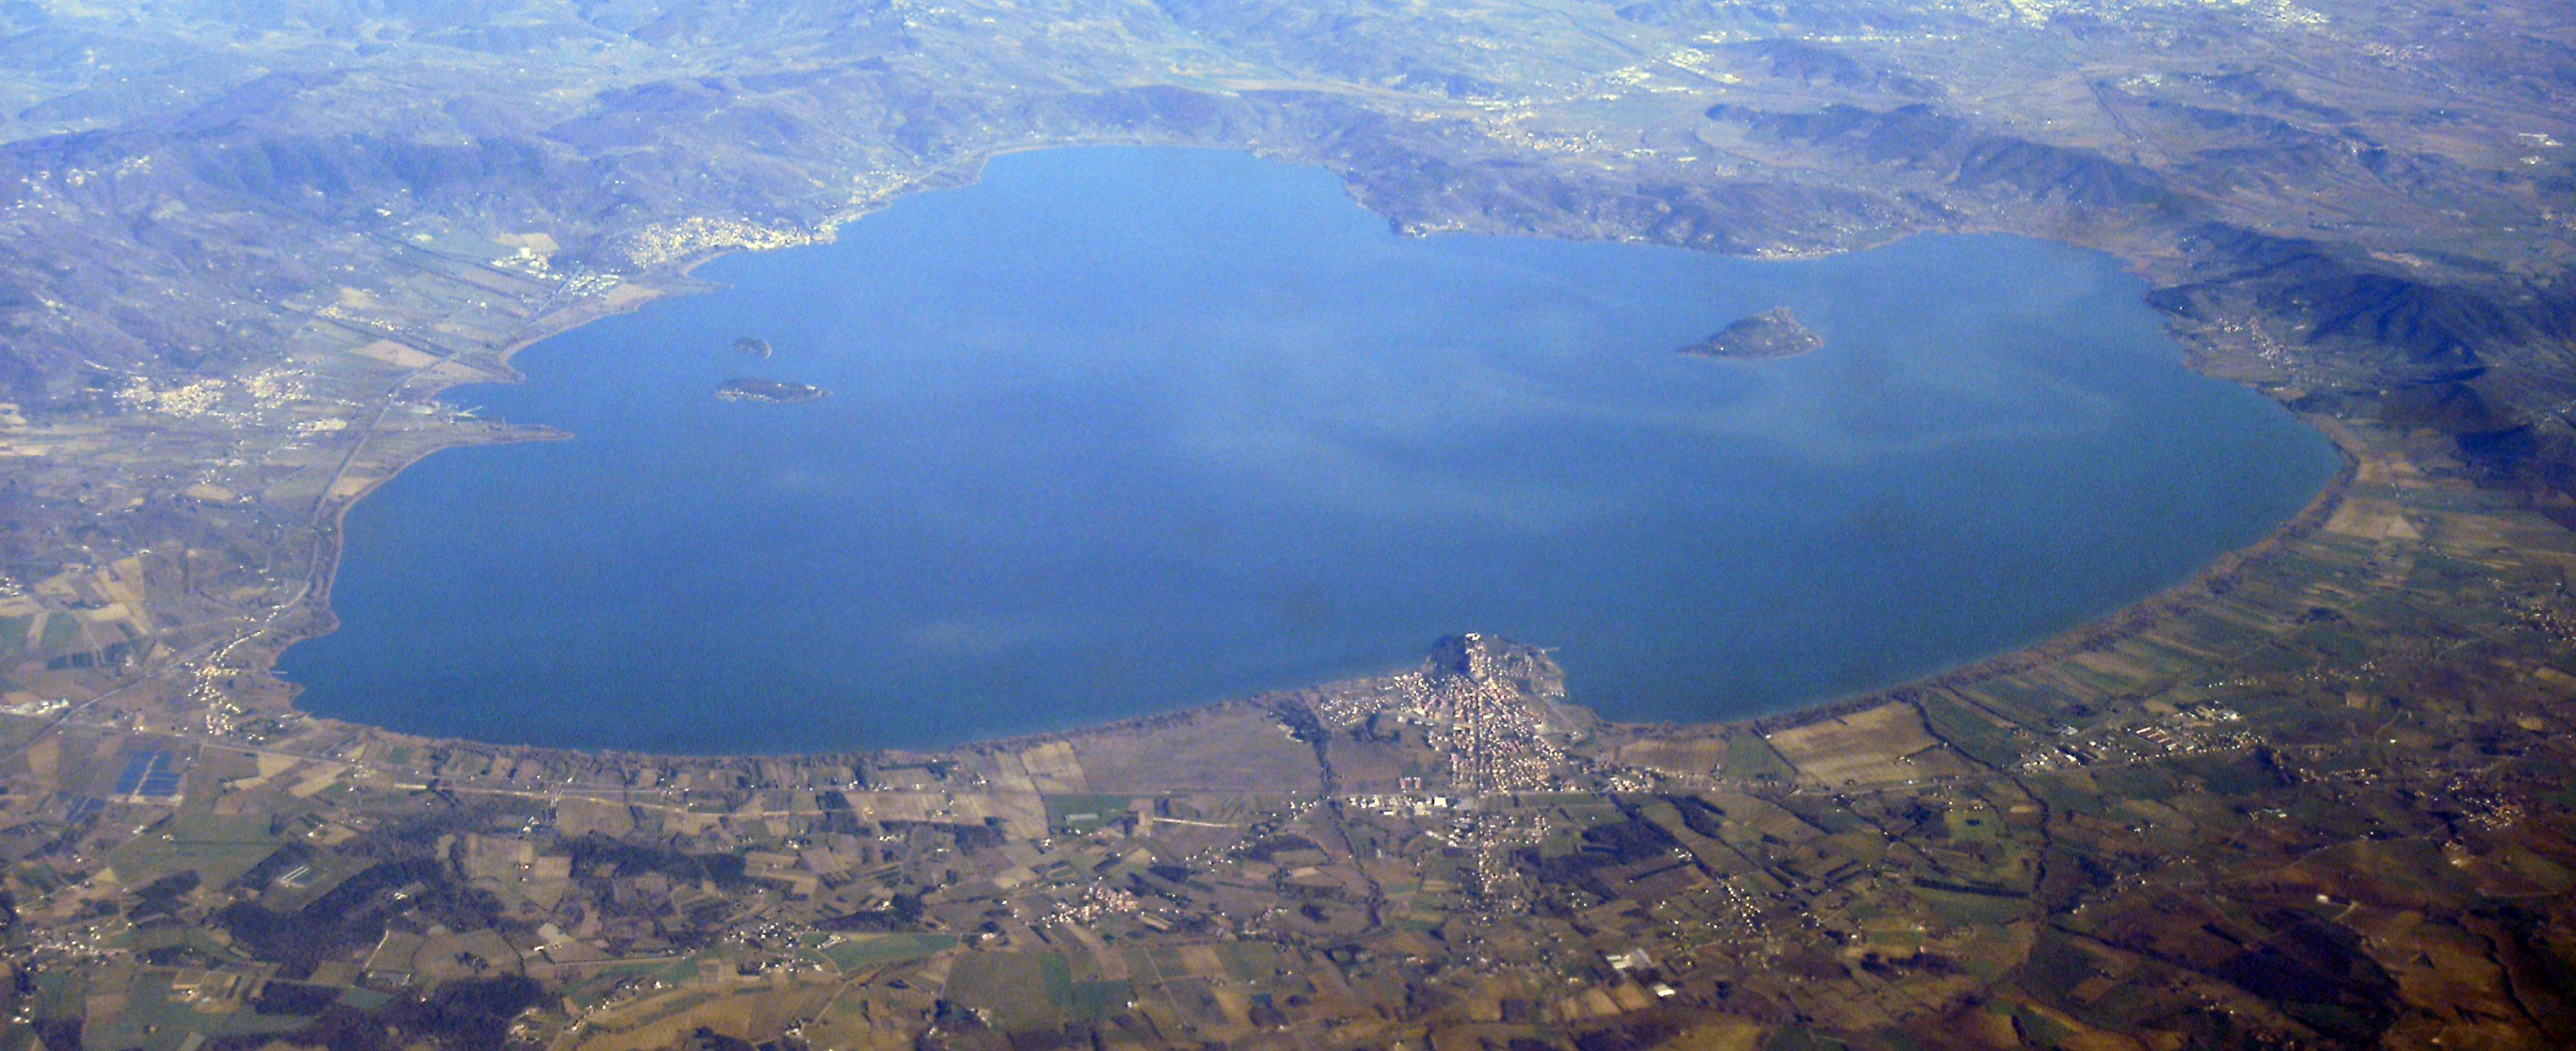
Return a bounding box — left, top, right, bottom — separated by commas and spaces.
733, 335, 773, 359
1682, 305, 1824, 360
714, 376, 826, 404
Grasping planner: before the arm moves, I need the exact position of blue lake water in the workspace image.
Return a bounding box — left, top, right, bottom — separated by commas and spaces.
280, 146, 2341, 754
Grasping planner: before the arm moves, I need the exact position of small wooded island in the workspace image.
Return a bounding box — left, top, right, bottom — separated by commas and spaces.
714, 377, 826, 404
1682, 305, 1825, 360
733, 336, 773, 359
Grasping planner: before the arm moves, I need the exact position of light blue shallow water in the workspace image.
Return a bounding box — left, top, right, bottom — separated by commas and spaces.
280, 146, 2341, 753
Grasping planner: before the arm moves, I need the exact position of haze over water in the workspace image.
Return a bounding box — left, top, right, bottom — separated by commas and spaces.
281, 146, 2341, 753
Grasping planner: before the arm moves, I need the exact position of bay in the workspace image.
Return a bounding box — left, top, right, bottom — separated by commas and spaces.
278, 145, 2341, 753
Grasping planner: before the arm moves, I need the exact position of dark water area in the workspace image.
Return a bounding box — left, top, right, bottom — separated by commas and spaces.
279, 146, 2341, 754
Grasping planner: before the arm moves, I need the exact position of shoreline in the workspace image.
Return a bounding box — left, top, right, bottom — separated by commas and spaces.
237, 147, 2368, 765
1737, 414, 2359, 738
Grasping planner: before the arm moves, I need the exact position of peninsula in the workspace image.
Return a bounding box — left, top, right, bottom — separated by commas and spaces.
1681, 306, 1823, 360
714, 377, 826, 404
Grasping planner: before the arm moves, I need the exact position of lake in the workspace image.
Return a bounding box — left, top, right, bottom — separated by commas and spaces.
277, 146, 2342, 754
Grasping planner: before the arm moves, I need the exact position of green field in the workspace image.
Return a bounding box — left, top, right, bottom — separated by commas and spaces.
944, 949, 1132, 1029
1914, 695, 2023, 769
1043, 793, 1137, 834
35, 613, 81, 656
811, 932, 956, 972
102, 811, 293, 891
1722, 735, 1798, 782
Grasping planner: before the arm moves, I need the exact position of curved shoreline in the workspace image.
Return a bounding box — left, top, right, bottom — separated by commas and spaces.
248, 145, 2365, 764
1740, 415, 2359, 737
